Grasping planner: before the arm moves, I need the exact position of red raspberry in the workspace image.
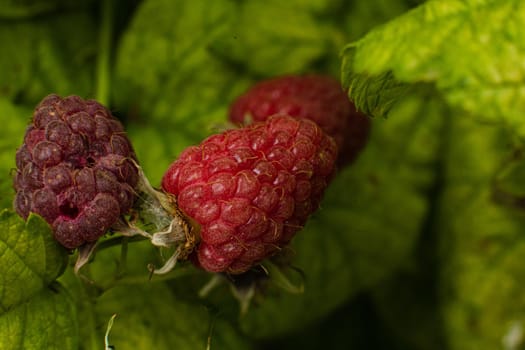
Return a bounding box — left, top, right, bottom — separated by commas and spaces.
13, 94, 139, 249
162, 115, 337, 274
229, 74, 370, 166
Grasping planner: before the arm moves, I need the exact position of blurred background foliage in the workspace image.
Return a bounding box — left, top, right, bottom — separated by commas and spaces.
1, 0, 524, 349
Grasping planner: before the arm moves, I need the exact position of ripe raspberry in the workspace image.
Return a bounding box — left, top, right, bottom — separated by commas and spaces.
13, 94, 139, 249
162, 115, 337, 274
229, 74, 370, 166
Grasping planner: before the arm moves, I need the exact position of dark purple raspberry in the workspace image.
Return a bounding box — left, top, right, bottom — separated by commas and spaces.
162, 115, 337, 274
229, 74, 371, 166
13, 94, 139, 249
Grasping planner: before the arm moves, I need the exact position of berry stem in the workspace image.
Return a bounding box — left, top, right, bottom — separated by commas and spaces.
96, 0, 114, 106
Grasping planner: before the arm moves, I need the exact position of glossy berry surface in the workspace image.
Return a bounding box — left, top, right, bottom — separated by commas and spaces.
162, 115, 337, 274
229, 74, 371, 166
13, 94, 139, 249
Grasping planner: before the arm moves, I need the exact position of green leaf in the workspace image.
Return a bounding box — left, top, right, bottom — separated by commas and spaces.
205, 92, 447, 338
343, 0, 420, 42
371, 116, 525, 350
127, 122, 188, 187
370, 220, 448, 350
210, 1, 333, 76
341, 69, 411, 118
435, 116, 525, 350
0, 12, 97, 104
341, 0, 525, 132
0, 283, 78, 350
267, 295, 410, 350
95, 283, 253, 350
493, 158, 525, 198
266, 0, 343, 14
0, 210, 67, 311
114, 0, 251, 132
210, 0, 420, 77
0, 24, 31, 100
371, 269, 447, 350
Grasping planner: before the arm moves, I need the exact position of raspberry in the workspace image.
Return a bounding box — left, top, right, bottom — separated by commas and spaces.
13, 94, 139, 249
162, 115, 337, 274
229, 74, 370, 166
